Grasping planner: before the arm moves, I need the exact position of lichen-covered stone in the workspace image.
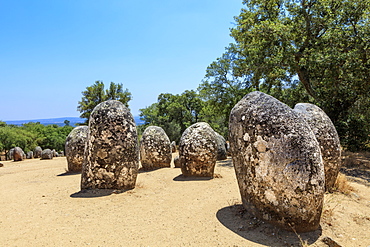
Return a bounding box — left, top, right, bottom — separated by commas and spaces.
179, 122, 217, 177
174, 155, 181, 168
294, 103, 341, 192
26, 151, 33, 159
13, 147, 24, 161
81, 100, 139, 190
65, 126, 88, 172
41, 149, 53, 160
7, 148, 14, 160
34, 146, 42, 158
229, 91, 325, 233
215, 132, 227, 160
171, 141, 177, 153
140, 126, 172, 170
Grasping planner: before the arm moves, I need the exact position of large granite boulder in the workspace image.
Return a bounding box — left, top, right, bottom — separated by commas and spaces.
13, 147, 24, 161
34, 146, 42, 158
65, 126, 88, 172
140, 126, 172, 170
229, 91, 325, 233
26, 151, 34, 159
179, 122, 217, 177
41, 149, 53, 160
81, 100, 139, 190
215, 132, 227, 160
294, 103, 341, 192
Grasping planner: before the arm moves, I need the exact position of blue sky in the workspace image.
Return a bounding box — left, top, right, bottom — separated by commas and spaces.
0, 0, 243, 121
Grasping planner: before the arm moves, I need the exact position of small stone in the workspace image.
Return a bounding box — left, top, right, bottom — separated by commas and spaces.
34, 146, 42, 158
41, 149, 53, 160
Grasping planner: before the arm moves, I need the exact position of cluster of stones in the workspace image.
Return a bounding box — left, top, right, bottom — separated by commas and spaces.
178, 122, 218, 177
139, 126, 172, 171
229, 91, 341, 233
65, 126, 88, 172
81, 100, 139, 190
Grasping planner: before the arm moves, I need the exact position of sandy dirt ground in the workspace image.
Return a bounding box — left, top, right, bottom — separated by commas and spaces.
0, 154, 369, 247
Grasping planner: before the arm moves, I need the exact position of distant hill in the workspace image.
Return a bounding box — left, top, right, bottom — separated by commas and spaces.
4, 116, 144, 127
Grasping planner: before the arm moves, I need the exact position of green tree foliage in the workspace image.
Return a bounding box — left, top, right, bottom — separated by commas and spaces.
0, 122, 74, 159
139, 90, 203, 142
77, 81, 132, 123
202, 0, 370, 150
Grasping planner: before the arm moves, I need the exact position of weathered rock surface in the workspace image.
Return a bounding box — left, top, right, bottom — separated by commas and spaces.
81, 100, 139, 190
34, 146, 42, 158
41, 149, 53, 160
7, 148, 14, 160
179, 122, 217, 177
52, 149, 58, 157
171, 141, 177, 153
294, 103, 341, 192
65, 126, 88, 172
13, 147, 24, 161
215, 132, 227, 160
26, 151, 34, 159
229, 91, 325, 233
174, 155, 181, 168
140, 126, 172, 170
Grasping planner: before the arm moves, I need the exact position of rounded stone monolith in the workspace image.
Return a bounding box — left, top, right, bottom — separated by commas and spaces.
179, 122, 217, 177
294, 103, 341, 192
140, 126, 172, 170
81, 100, 139, 190
41, 149, 53, 160
229, 91, 325, 233
65, 126, 88, 172
215, 132, 227, 160
13, 147, 24, 161
34, 146, 42, 158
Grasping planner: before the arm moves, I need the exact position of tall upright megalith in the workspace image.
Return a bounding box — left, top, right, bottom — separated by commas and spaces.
179, 122, 217, 177
229, 91, 325, 232
81, 100, 139, 190
65, 126, 88, 172
140, 126, 172, 170
294, 103, 341, 192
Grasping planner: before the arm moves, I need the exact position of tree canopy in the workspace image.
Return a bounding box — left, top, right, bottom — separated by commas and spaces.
77, 81, 132, 123
139, 0, 370, 151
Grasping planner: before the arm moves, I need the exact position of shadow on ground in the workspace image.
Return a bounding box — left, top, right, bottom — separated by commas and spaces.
57, 171, 81, 177
216, 204, 322, 247
70, 189, 128, 198
216, 157, 233, 167
173, 174, 213, 181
